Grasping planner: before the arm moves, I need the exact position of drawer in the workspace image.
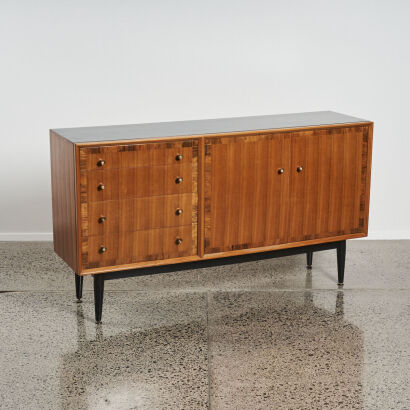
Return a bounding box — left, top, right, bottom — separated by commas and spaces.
79, 141, 193, 171
84, 163, 192, 202
84, 225, 195, 268
85, 193, 194, 236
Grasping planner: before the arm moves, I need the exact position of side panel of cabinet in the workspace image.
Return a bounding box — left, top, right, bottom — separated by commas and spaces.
288, 125, 371, 242
50, 131, 79, 272
204, 133, 291, 254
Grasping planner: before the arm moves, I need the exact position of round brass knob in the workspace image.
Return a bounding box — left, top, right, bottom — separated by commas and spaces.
99, 246, 107, 253
296, 166, 304, 173
98, 216, 106, 223
175, 208, 183, 215
175, 238, 183, 245
175, 177, 183, 184
277, 168, 285, 175
175, 154, 183, 161
97, 159, 105, 167
97, 183, 105, 191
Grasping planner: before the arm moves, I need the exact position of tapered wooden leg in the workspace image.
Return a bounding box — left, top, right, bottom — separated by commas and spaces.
75, 274, 83, 301
336, 240, 346, 285
306, 252, 313, 269
93, 275, 104, 323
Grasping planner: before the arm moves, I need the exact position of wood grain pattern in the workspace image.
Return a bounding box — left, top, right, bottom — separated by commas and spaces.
86, 194, 193, 236
86, 225, 194, 269
80, 141, 193, 170
204, 126, 372, 254
50, 118, 373, 275
287, 126, 369, 242
204, 132, 291, 254
83, 164, 192, 202
50, 131, 78, 271
79, 140, 198, 271
362, 123, 373, 234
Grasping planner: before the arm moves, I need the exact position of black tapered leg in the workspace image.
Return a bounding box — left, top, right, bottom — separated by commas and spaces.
93, 275, 104, 323
306, 252, 313, 269
336, 240, 346, 285
75, 274, 83, 301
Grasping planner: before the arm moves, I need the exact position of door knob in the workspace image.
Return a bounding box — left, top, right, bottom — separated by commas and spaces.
97, 159, 105, 167
98, 216, 107, 223
99, 246, 107, 253
175, 177, 183, 184
175, 154, 183, 161
277, 168, 285, 175
175, 208, 183, 215
97, 183, 105, 191
296, 166, 304, 173
175, 238, 183, 245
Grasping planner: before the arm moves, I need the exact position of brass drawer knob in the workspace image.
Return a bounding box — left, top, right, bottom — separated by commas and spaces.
98, 216, 107, 223
277, 168, 285, 175
99, 246, 107, 253
296, 166, 304, 173
175, 238, 183, 245
97, 159, 105, 167
175, 177, 183, 184
175, 208, 183, 215
97, 183, 105, 191
175, 154, 183, 161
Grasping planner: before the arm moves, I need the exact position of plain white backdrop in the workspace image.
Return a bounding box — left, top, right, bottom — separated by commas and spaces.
0, 0, 409, 240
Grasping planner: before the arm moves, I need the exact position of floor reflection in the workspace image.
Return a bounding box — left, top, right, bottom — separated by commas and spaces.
59, 284, 363, 409
59, 303, 208, 409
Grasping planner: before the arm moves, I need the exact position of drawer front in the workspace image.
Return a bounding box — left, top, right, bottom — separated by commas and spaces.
80, 141, 193, 171
86, 193, 193, 236
84, 225, 195, 268
79, 139, 199, 271
84, 163, 192, 202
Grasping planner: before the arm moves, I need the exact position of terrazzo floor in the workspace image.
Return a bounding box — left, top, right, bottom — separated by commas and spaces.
0, 240, 409, 409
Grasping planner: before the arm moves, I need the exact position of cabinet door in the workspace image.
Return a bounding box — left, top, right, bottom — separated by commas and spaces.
288, 126, 371, 242
204, 133, 290, 254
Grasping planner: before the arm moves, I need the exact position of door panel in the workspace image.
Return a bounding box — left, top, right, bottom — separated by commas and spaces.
204, 133, 290, 254
288, 126, 369, 242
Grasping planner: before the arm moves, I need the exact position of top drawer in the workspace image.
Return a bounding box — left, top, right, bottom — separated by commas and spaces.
79, 141, 193, 171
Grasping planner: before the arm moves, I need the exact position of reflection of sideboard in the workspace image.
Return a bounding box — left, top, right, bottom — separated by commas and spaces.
50, 111, 373, 322
59, 291, 363, 408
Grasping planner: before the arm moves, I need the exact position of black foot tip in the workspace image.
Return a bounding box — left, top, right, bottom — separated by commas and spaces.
76, 299, 82, 303
337, 282, 344, 286
306, 265, 312, 269
95, 320, 102, 324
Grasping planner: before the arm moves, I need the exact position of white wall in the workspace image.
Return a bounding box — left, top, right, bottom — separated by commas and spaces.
0, 0, 409, 240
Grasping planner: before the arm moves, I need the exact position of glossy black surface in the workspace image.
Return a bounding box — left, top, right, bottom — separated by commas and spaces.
53, 111, 369, 143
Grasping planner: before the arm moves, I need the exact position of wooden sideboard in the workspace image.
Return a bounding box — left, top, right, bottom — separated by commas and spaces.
50, 111, 373, 322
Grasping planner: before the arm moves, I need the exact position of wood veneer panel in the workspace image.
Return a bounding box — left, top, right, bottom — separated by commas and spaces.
288, 126, 370, 242
83, 164, 192, 202
79, 140, 199, 271
204, 133, 291, 254
50, 131, 78, 272
86, 194, 193, 236
85, 225, 195, 269
80, 141, 193, 170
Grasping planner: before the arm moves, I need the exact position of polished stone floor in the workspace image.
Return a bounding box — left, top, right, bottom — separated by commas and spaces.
0, 240, 409, 409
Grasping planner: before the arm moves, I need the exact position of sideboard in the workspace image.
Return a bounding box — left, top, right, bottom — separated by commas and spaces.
50, 111, 373, 322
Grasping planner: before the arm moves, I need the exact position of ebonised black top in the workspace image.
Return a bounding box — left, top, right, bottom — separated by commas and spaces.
53, 111, 370, 143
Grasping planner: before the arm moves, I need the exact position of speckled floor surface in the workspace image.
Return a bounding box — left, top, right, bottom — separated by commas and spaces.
0, 240, 409, 409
